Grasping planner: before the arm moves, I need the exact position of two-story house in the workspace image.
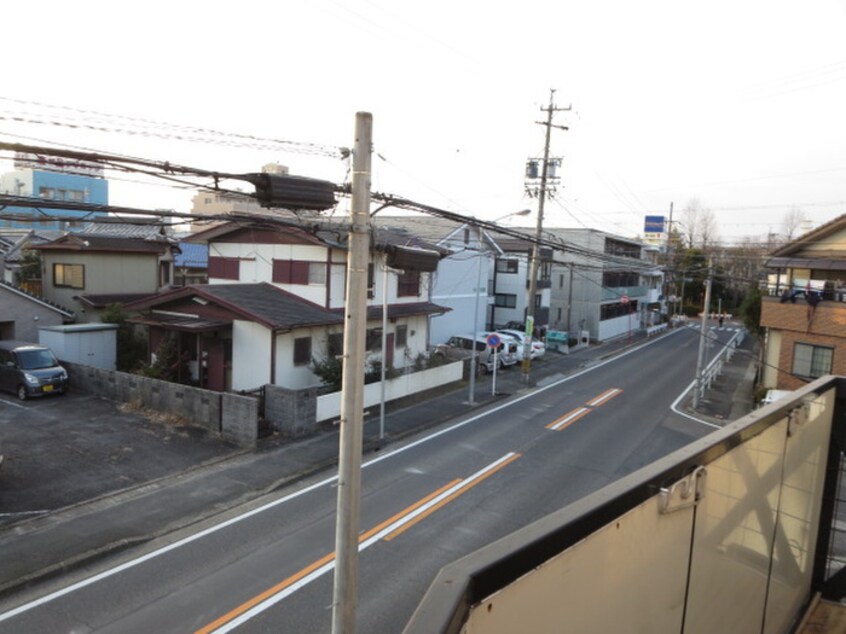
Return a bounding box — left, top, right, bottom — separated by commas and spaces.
760, 213, 846, 390
124, 220, 447, 392
31, 227, 178, 322
372, 215, 503, 345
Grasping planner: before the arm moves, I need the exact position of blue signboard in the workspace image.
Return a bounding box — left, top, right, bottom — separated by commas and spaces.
644, 215, 665, 233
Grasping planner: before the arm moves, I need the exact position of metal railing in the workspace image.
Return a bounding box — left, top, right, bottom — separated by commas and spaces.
693, 327, 746, 405
405, 375, 846, 634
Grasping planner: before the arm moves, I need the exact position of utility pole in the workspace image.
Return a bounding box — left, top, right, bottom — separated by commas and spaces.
665, 201, 674, 320
692, 255, 713, 410
332, 112, 372, 634
523, 89, 570, 383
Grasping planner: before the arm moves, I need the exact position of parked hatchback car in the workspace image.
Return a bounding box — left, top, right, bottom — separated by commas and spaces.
496, 329, 546, 360
0, 341, 68, 400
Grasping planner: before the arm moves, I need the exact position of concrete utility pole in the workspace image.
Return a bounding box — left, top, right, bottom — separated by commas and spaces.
692, 256, 713, 410
332, 112, 372, 634
523, 89, 570, 383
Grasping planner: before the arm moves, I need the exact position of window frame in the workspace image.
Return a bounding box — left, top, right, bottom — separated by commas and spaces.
792, 342, 834, 379
293, 336, 312, 366
53, 263, 85, 289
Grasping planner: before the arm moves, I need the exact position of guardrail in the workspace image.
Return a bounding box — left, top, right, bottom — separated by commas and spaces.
694, 327, 746, 405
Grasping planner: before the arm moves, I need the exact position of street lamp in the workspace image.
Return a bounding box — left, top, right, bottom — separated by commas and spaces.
468, 209, 531, 405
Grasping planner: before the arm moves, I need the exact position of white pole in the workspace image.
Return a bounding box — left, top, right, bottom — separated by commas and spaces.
492, 345, 498, 396
332, 112, 371, 634
468, 247, 482, 404
379, 262, 388, 440
693, 257, 713, 411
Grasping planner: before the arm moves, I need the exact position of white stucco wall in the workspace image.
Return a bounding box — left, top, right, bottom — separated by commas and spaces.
231, 320, 272, 391
597, 313, 642, 341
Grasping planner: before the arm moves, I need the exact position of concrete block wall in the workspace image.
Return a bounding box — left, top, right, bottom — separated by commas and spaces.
63, 361, 234, 438
221, 393, 259, 448
264, 385, 317, 437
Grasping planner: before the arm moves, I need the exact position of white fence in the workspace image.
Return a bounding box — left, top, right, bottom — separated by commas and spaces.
316, 360, 464, 422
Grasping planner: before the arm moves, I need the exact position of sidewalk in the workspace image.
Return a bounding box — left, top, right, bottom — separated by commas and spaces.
0, 327, 719, 596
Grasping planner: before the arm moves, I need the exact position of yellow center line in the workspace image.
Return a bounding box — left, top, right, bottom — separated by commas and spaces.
384, 452, 522, 540
546, 407, 591, 431
195, 479, 459, 634
586, 387, 623, 407
193, 454, 527, 634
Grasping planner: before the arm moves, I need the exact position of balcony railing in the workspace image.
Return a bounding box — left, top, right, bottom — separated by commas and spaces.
601, 285, 647, 302
405, 376, 846, 634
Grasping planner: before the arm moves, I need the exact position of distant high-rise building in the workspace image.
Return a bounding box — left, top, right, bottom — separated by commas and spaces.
0, 152, 108, 230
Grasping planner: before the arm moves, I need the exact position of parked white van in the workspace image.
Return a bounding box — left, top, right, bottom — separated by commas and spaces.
445, 334, 519, 374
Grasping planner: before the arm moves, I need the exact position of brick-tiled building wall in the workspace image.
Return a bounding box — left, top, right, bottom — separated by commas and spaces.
761, 297, 846, 390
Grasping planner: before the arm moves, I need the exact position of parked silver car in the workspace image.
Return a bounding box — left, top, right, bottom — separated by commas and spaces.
0, 341, 68, 400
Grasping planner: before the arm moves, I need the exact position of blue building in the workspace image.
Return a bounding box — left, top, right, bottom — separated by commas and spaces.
0, 153, 108, 230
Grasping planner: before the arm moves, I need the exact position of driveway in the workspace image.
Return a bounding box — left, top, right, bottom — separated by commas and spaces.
0, 391, 238, 528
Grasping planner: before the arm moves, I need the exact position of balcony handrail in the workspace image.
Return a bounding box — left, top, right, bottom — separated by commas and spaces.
404, 375, 845, 634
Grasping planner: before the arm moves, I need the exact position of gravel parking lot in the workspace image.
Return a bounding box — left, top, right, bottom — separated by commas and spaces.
0, 390, 238, 527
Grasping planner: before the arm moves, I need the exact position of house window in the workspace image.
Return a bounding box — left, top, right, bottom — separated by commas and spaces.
496, 259, 519, 274
53, 263, 84, 289
327, 332, 344, 357
395, 325, 408, 347
397, 271, 420, 297
293, 337, 312, 366
494, 293, 517, 308
366, 328, 383, 351
792, 343, 833, 379
208, 256, 240, 280
273, 260, 325, 285
159, 261, 171, 286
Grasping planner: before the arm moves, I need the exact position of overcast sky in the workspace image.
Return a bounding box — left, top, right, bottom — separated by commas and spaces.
3, 0, 846, 243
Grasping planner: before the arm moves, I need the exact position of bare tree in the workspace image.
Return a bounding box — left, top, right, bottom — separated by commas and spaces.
682, 198, 719, 249
782, 206, 808, 241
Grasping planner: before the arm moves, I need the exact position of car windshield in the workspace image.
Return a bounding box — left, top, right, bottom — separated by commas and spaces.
16, 349, 58, 370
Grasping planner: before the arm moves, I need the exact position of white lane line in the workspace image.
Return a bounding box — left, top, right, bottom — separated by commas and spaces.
586, 388, 622, 407
549, 407, 590, 431
0, 398, 28, 410
206, 453, 519, 634
0, 330, 685, 622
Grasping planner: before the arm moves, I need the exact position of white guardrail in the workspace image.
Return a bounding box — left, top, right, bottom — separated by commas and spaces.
695, 327, 746, 403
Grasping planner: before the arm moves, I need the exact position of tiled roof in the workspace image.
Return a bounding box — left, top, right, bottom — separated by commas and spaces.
174, 242, 208, 268
199, 283, 344, 329
126, 283, 344, 331
79, 222, 173, 240
32, 234, 173, 254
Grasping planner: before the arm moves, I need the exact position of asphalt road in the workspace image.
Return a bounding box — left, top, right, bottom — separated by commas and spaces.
0, 327, 741, 633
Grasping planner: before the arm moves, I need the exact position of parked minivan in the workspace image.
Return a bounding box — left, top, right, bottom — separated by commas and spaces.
0, 341, 68, 400
445, 334, 518, 374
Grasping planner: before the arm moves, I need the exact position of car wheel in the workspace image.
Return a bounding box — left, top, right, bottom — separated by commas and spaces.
17, 385, 28, 401
478, 363, 489, 375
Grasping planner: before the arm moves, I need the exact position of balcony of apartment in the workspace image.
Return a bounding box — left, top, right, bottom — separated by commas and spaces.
405, 376, 846, 634
601, 285, 648, 302
761, 294, 846, 336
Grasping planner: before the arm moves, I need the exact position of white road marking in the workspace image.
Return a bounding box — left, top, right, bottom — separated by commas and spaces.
0, 329, 687, 623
